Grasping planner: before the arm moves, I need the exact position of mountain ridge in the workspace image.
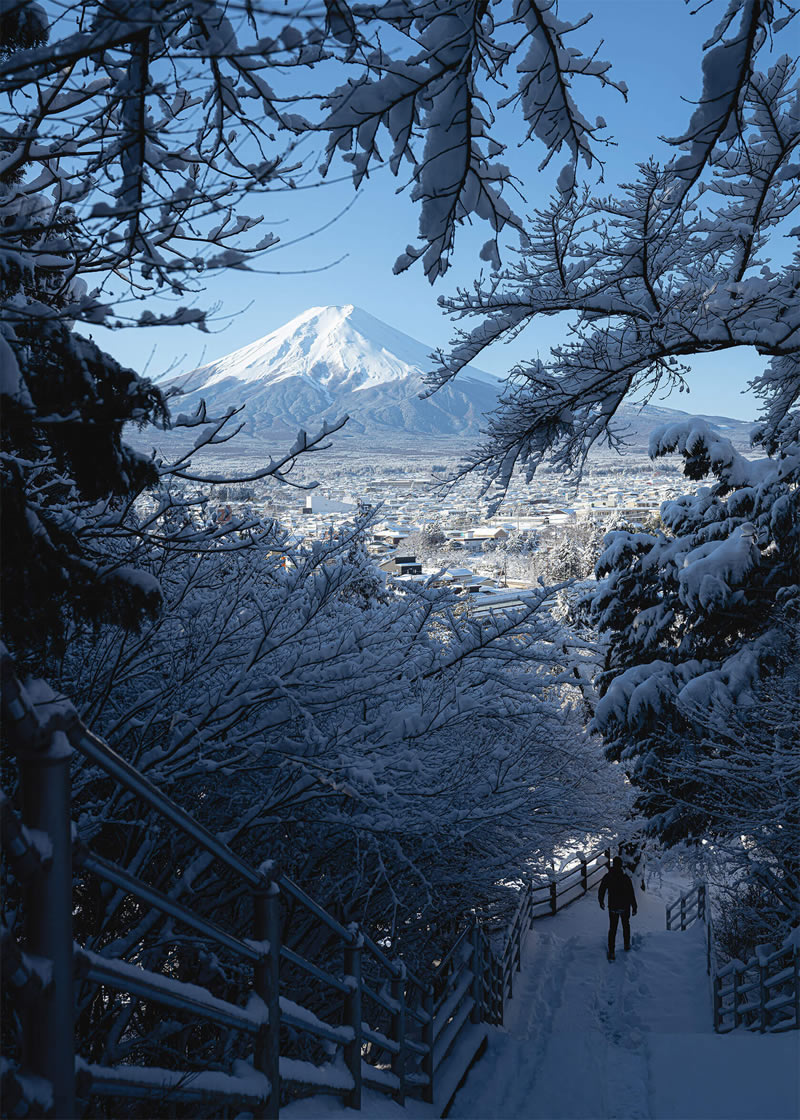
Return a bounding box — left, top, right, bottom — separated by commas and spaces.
160, 305, 755, 445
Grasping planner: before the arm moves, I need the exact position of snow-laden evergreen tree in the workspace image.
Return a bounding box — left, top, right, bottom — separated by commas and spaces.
402, 521, 449, 560
503, 529, 540, 557
589, 420, 799, 933
541, 535, 583, 582
419, 8, 799, 931
0, 3, 169, 650
428, 50, 798, 488
0, 3, 291, 657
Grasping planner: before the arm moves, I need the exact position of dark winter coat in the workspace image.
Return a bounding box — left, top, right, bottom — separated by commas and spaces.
598, 868, 637, 914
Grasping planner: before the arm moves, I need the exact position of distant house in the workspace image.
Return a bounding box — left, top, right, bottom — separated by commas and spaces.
379, 554, 423, 576
373, 524, 417, 547
435, 567, 474, 584
302, 494, 356, 516
429, 567, 497, 594
458, 527, 509, 547
470, 590, 533, 619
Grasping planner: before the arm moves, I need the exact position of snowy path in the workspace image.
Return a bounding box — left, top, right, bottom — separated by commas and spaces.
449, 880, 799, 1120
284, 876, 798, 1120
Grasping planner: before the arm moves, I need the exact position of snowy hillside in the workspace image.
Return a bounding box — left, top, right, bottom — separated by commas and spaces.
162, 305, 500, 438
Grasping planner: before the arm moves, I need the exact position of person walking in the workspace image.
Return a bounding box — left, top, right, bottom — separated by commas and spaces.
598, 856, 637, 960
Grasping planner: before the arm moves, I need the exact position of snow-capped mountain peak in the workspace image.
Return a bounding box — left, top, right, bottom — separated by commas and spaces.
172, 304, 496, 397
161, 305, 501, 438
161, 306, 753, 444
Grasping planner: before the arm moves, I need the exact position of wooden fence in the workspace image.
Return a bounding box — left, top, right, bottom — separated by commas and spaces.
665, 882, 799, 1034
665, 881, 706, 931
1, 650, 626, 1118
713, 939, 800, 1034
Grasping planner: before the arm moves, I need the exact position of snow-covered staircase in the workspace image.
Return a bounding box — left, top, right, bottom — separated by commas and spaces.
4, 646, 796, 1119
447, 885, 799, 1120
2, 656, 630, 1120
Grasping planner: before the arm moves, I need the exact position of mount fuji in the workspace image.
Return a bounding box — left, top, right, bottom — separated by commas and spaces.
162, 305, 500, 438
160, 304, 755, 448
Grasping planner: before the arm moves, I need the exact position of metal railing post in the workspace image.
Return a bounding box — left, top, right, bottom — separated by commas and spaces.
422, 988, 434, 1104
706, 914, 713, 976
19, 731, 76, 1120
470, 920, 483, 1024
733, 965, 741, 1028
343, 930, 363, 1110
528, 882, 536, 929
253, 878, 281, 1120
495, 954, 504, 1023
580, 858, 588, 894
390, 966, 406, 1105
549, 881, 557, 915
712, 973, 721, 1032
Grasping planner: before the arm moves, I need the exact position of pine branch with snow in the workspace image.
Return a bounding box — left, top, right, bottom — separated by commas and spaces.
588, 420, 799, 932
429, 54, 799, 499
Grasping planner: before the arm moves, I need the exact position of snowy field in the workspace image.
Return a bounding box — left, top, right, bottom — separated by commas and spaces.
284, 877, 799, 1120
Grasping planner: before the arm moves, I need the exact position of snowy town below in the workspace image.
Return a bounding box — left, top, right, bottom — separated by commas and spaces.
141, 434, 726, 612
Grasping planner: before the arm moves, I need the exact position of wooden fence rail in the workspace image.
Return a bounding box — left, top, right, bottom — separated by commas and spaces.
1, 650, 631, 1118
714, 939, 800, 1034
666, 881, 706, 931
665, 882, 799, 1035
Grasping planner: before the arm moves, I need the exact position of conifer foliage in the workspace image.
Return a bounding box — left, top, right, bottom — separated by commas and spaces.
0, 2, 168, 649
590, 419, 799, 928
430, 46, 799, 493
420, 2, 799, 926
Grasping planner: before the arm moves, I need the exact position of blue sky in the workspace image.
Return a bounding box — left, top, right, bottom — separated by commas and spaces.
89, 0, 772, 421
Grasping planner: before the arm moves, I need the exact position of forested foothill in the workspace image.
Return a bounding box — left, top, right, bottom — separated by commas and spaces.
1, 0, 798, 1107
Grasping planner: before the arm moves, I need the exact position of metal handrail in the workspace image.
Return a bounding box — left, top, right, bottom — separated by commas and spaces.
663, 883, 797, 1033
3, 650, 652, 1120
77, 847, 262, 963
75, 725, 265, 889
3, 656, 449, 1118
278, 874, 358, 945
432, 920, 474, 979
280, 945, 351, 995
666, 882, 705, 931
713, 934, 799, 1034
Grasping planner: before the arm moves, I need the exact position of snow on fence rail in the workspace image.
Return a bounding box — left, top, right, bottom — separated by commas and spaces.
665, 882, 799, 1035
1, 655, 435, 1119
666, 881, 707, 932
714, 937, 800, 1034
1, 649, 631, 1117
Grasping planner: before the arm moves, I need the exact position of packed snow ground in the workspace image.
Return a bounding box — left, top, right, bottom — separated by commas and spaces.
284, 876, 798, 1120
450, 879, 798, 1119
